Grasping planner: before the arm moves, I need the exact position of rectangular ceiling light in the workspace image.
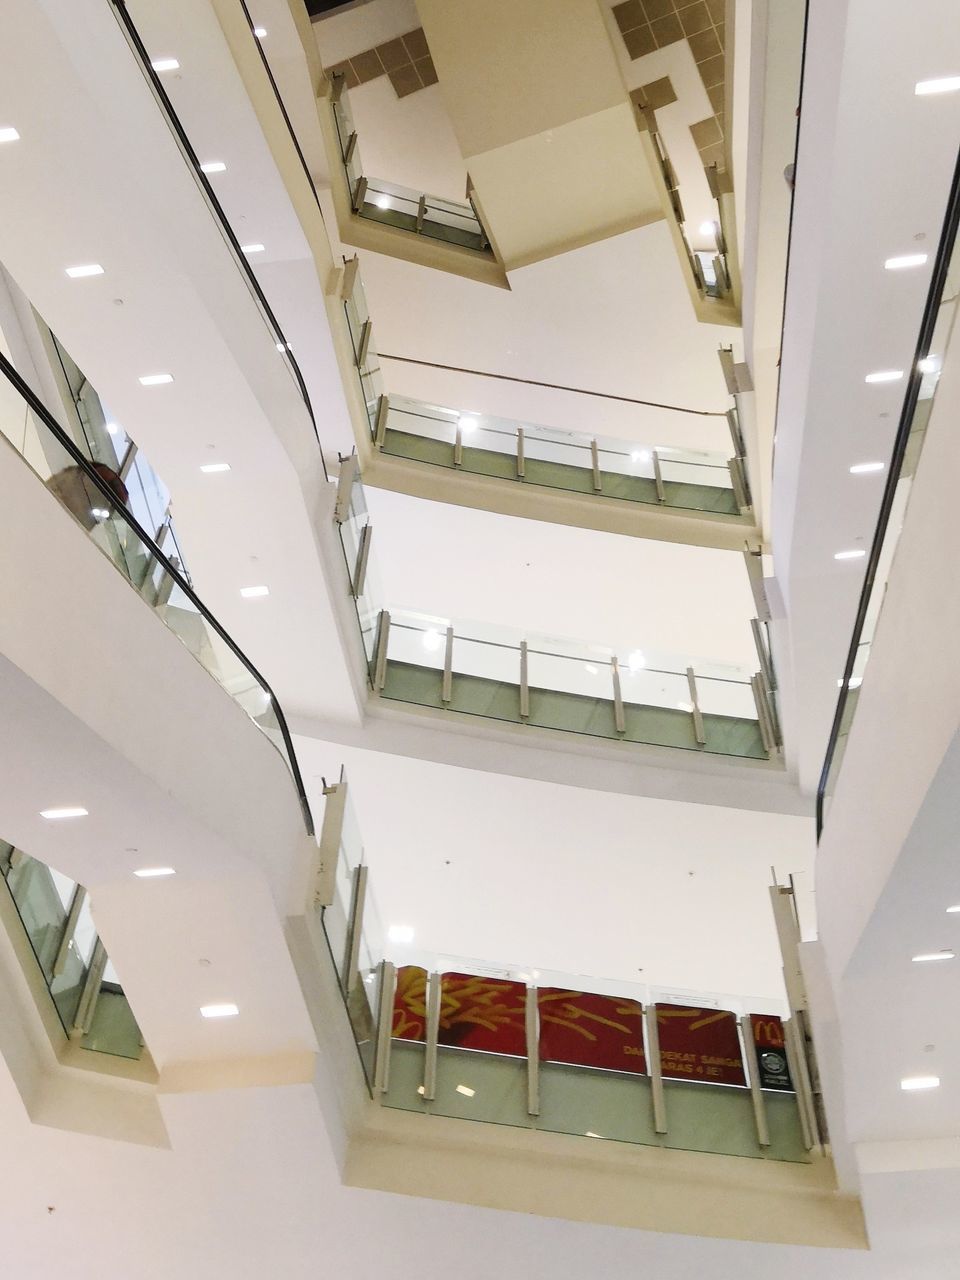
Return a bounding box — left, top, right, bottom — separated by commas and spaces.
885, 253, 928, 270
900, 1075, 940, 1090
915, 76, 960, 96
65, 263, 104, 278
134, 866, 176, 878
40, 806, 88, 820
241, 243, 265, 254
151, 58, 180, 72
200, 462, 231, 473
139, 373, 174, 386
200, 161, 226, 174
240, 585, 269, 598
0, 127, 21, 143
200, 1002, 239, 1018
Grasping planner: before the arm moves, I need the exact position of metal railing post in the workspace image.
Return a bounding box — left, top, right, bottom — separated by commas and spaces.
352, 523, 372, 598
72, 938, 108, 1038
340, 255, 360, 303
373, 395, 389, 448
416, 194, 427, 233
686, 667, 705, 745
351, 175, 368, 213
751, 674, 777, 755
739, 1015, 771, 1148
751, 617, 777, 692
442, 625, 454, 705
784, 1017, 817, 1151
52, 885, 87, 979
517, 427, 526, 479
590, 438, 602, 492
314, 772, 347, 910
644, 1005, 668, 1134
356, 319, 372, 370
519, 640, 530, 720
423, 972, 441, 1101
373, 960, 397, 1095
652, 449, 665, 502
612, 657, 626, 734
372, 610, 391, 691
454, 426, 463, 467
334, 454, 359, 524
525, 986, 540, 1116
343, 863, 368, 994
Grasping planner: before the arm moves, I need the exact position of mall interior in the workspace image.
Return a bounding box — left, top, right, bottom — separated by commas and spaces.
0, 0, 958, 1274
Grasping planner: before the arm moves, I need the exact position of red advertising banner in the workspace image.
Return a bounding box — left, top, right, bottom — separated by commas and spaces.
437, 972, 527, 1056
392, 965, 428, 1042
655, 1004, 746, 1086
538, 988, 646, 1074
749, 1014, 793, 1091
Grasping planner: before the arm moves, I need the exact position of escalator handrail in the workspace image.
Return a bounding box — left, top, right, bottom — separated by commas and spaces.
0, 349, 315, 837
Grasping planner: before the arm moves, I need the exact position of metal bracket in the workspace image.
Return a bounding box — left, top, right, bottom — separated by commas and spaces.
686, 666, 706, 746
372, 610, 391, 691
373, 961, 396, 1094
590, 438, 602, 492
519, 640, 530, 720
441, 626, 454, 705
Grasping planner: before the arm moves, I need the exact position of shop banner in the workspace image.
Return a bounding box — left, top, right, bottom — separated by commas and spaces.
438, 972, 527, 1056
392, 965, 428, 1042
538, 988, 646, 1074
749, 1014, 793, 1091
655, 1004, 746, 1086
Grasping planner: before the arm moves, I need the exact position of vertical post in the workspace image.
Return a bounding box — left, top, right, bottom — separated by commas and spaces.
372, 610, 391, 691
352, 522, 372, 598
330, 71, 346, 104
517, 427, 526, 478
343, 863, 368, 994
416, 194, 427, 233
454, 426, 463, 467
52, 885, 87, 979
423, 971, 441, 1101
519, 640, 530, 720
373, 395, 389, 448
652, 449, 665, 502
525, 986, 540, 1116
344, 131, 358, 166
728, 457, 750, 512
356, 319, 372, 370
314, 773, 347, 910
374, 960, 396, 1095
340, 254, 360, 301
72, 938, 108, 1038
739, 1015, 771, 1148
351, 174, 368, 214
590, 438, 602, 492
750, 617, 776, 690
334, 454, 359, 524
612, 657, 626, 734
441, 625, 454, 705
743, 543, 771, 621
783, 1017, 816, 1151
644, 1005, 668, 1134
686, 666, 706, 746
751, 675, 777, 754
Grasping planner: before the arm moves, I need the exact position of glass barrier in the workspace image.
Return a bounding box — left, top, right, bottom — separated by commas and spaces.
817, 158, 960, 834
379, 395, 743, 516
0, 843, 146, 1061
376, 609, 767, 760
329, 75, 492, 255
0, 349, 314, 835
379, 951, 807, 1164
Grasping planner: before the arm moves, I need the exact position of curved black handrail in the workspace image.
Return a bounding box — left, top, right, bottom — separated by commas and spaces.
815, 147, 960, 838
109, 0, 326, 478
0, 349, 315, 837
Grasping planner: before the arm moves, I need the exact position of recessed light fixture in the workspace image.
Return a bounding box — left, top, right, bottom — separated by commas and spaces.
151, 58, 180, 72
240, 584, 269, 598
627, 650, 646, 672
134, 866, 176, 878
387, 924, 415, 944
915, 76, 960, 96
912, 950, 955, 963
422, 628, 442, 652
90, 507, 110, 521
138, 373, 174, 386
458, 416, 478, 434
885, 253, 928, 270
200, 462, 231, 474
849, 461, 885, 474
455, 1084, 475, 1097
253, 26, 267, 38
40, 806, 88, 820
375, 194, 392, 210
65, 263, 104, 279
946, 905, 960, 914
865, 370, 904, 384
698, 220, 716, 238
200, 1002, 239, 1018
200, 161, 227, 174
901, 1075, 940, 1090
834, 549, 866, 561
0, 126, 21, 143
241, 243, 265, 254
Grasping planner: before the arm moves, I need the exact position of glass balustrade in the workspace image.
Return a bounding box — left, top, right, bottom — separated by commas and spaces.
0, 843, 146, 1062
0, 350, 314, 835
817, 159, 960, 834
373, 609, 767, 760
330, 75, 492, 255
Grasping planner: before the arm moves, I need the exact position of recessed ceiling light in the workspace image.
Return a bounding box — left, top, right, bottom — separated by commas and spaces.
375, 194, 392, 210
387, 924, 415, 944
918, 356, 939, 374
200, 1002, 239, 1018
241, 243, 265, 254
912, 950, 955, 963
458, 416, 478, 434
901, 1075, 940, 1090
834, 549, 866, 560
200, 161, 227, 174
200, 462, 231, 473
151, 58, 180, 72
134, 866, 176, 878
0, 126, 21, 143
865, 370, 904, 384
885, 253, 928, 270
40, 806, 88, 820
946, 905, 960, 914
240, 584, 269, 598
698, 220, 716, 238
138, 373, 174, 386
253, 26, 267, 38
849, 461, 885, 474
422, 628, 442, 652
90, 507, 110, 521
455, 1084, 475, 1097
627, 650, 646, 672
915, 76, 960, 96
65, 263, 104, 278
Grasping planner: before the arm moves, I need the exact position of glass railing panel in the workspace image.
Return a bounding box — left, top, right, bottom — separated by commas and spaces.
0, 352, 313, 833
448, 636, 525, 723
817, 164, 960, 833
526, 644, 619, 739
4, 854, 75, 981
